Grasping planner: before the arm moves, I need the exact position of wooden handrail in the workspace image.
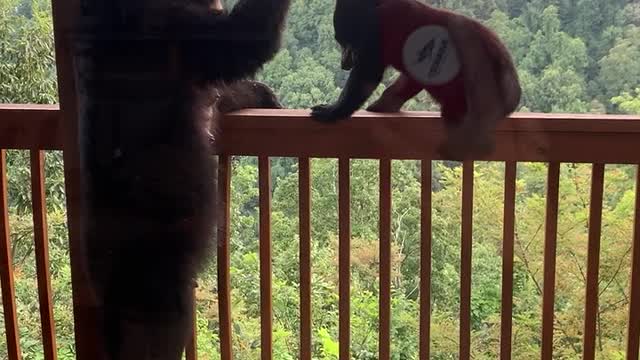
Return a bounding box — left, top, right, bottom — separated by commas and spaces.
3, 105, 640, 162
219, 110, 640, 163
0, 104, 63, 150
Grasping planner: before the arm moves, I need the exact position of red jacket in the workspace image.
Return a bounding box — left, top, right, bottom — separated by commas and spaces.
378, 0, 467, 121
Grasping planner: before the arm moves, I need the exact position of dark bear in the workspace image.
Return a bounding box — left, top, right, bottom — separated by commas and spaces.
72, 0, 290, 358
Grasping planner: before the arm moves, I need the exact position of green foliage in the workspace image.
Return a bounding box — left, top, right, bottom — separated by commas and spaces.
1, 0, 638, 359
0, 0, 57, 104
596, 25, 640, 111
612, 88, 640, 114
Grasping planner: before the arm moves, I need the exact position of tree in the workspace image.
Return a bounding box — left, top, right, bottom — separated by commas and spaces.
611, 88, 640, 114
0, 0, 57, 104
597, 25, 640, 112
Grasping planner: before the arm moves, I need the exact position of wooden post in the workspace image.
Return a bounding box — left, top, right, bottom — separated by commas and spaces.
50, 0, 103, 358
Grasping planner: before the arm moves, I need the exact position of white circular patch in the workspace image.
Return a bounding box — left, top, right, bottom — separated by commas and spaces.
402, 25, 460, 86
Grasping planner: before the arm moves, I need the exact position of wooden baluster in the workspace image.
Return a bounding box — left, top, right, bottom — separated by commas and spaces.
541, 162, 560, 360
299, 157, 312, 360
500, 162, 517, 360
0, 150, 21, 360
30, 150, 58, 360
627, 166, 640, 360
339, 158, 351, 360
379, 159, 392, 360
218, 155, 233, 360
259, 156, 273, 360
420, 160, 432, 360
582, 164, 605, 360
460, 161, 474, 360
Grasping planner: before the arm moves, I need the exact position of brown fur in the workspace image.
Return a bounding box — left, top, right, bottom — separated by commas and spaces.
312, 0, 521, 160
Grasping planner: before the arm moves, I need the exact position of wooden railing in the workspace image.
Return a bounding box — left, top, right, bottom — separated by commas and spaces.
219, 109, 640, 360
0, 104, 63, 360
0, 105, 639, 360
